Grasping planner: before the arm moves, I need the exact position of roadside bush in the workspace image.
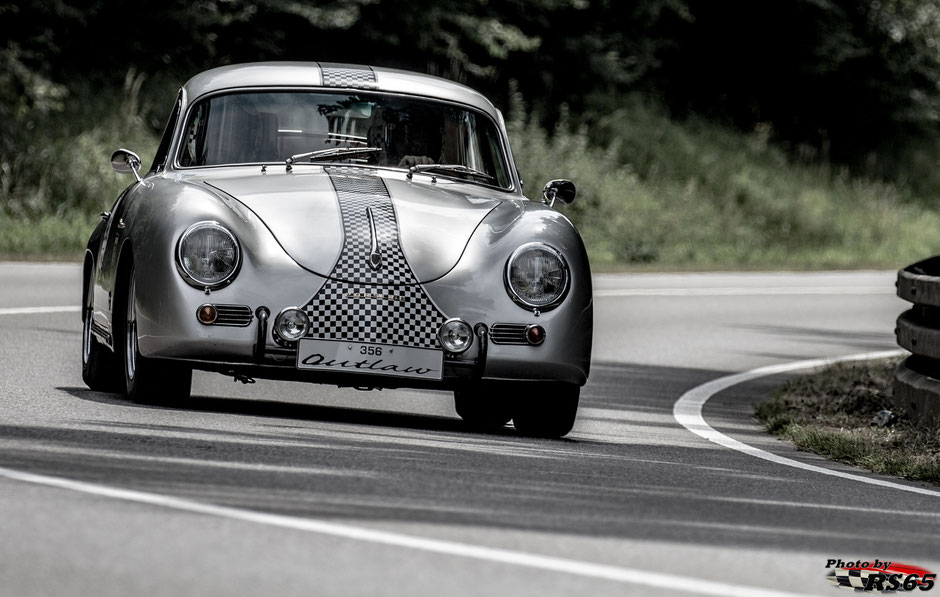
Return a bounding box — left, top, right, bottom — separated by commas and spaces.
0, 70, 160, 220
510, 93, 940, 270
3, 82, 940, 267
0, 71, 161, 256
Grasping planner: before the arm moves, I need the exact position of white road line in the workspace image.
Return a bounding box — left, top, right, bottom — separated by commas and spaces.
673, 349, 940, 498
0, 305, 81, 315
596, 286, 893, 297
0, 463, 815, 597
0, 443, 382, 478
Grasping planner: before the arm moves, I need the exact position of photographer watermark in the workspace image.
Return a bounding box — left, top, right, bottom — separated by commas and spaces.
825, 559, 935, 592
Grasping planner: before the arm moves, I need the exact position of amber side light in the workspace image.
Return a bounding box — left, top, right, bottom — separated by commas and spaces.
197, 304, 218, 325
526, 325, 545, 345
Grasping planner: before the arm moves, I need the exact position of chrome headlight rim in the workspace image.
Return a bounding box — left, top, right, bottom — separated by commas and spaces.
175, 221, 242, 290
437, 317, 474, 354
504, 242, 570, 311
273, 306, 310, 343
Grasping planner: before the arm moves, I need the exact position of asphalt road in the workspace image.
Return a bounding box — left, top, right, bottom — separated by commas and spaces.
0, 263, 936, 597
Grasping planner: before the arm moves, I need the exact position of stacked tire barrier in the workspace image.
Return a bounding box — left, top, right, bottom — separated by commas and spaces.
895, 257, 940, 424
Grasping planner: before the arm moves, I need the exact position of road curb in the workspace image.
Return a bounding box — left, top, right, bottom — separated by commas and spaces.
674, 349, 940, 498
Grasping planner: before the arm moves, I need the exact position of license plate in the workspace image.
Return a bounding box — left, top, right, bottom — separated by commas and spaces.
296, 339, 443, 381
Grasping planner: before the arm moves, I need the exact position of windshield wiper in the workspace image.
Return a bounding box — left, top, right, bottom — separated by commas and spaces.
406, 163, 496, 183
285, 146, 381, 171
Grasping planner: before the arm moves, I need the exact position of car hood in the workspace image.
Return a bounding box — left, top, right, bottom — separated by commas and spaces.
204, 169, 504, 284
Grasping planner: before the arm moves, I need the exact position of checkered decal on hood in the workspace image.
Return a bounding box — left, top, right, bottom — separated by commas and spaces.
326, 172, 412, 285
303, 168, 447, 348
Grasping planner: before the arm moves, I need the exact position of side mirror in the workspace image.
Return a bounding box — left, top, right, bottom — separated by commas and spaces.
542, 179, 576, 207
111, 148, 142, 183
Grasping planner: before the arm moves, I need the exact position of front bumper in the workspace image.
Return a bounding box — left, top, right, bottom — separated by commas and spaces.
155, 308, 588, 389
168, 316, 488, 390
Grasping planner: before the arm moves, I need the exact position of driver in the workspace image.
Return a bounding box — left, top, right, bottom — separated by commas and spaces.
397, 117, 461, 168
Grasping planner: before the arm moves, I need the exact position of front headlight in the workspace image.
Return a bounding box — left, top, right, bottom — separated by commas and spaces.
505, 243, 569, 310
176, 221, 241, 289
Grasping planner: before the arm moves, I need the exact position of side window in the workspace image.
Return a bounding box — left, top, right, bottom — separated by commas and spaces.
482, 126, 510, 188
149, 91, 183, 174
179, 101, 211, 167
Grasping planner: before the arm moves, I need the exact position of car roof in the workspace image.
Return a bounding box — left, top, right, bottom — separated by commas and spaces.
182, 62, 500, 117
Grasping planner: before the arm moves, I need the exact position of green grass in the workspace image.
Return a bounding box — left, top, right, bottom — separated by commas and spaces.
3, 84, 940, 267
754, 359, 940, 485
0, 211, 103, 260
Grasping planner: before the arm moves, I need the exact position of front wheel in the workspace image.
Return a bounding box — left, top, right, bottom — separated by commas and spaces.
81, 265, 120, 391
512, 383, 580, 438
120, 265, 192, 404
453, 382, 513, 430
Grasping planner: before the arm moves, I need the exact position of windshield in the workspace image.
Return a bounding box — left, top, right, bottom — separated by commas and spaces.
177, 91, 512, 188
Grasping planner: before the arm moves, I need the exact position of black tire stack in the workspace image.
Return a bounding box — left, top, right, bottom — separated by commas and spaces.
895, 257, 940, 425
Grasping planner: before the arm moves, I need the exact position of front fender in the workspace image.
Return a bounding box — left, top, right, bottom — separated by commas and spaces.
121, 177, 327, 360
425, 200, 593, 385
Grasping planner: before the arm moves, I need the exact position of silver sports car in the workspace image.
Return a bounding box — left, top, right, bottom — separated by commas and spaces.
82, 62, 593, 437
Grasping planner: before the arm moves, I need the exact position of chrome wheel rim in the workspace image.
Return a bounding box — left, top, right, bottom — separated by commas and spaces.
82, 267, 93, 366
82, 306, 92, 365
125, 274, 137, 382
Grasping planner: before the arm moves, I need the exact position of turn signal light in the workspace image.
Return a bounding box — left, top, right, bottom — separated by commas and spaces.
525, 324, 545, 345
197, 304, 218, 325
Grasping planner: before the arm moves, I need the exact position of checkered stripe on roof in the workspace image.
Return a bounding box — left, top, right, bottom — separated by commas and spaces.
321, 66, 378, 89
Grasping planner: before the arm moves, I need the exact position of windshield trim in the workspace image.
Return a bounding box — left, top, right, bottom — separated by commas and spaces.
170, 86, 518, 193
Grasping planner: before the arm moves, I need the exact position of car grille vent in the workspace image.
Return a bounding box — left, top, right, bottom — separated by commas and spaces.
489, 323, 529, 345
213, 305, 253, 327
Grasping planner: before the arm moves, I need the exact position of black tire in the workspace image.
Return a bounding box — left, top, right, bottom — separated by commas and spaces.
81, 264, 121, 391
119, 264, 192, 404
453, 382, 513, 430
512, 382, 580, 438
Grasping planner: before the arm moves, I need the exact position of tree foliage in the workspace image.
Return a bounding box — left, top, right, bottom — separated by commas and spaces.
651, 0, 940, 164
2, 0, 940, 190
